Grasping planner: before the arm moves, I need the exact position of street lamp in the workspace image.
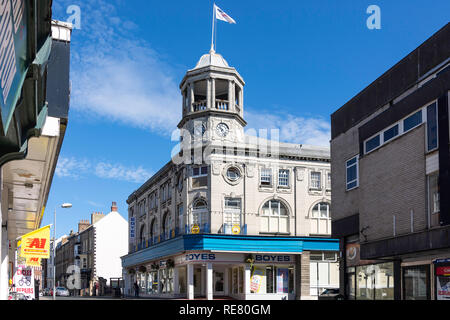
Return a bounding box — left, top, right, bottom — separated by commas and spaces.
53, 203, 72, 300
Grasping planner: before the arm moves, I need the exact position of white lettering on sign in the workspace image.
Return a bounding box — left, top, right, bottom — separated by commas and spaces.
130, 217, 136, 239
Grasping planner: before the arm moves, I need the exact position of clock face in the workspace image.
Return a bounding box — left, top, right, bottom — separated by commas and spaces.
216, 123, 229, 137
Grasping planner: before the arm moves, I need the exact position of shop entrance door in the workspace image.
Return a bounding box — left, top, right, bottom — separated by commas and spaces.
214, 270, 225, 296
194, 267, 202, 296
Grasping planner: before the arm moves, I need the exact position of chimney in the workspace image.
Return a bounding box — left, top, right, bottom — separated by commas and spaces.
78, 220, 91, 233
111, 201, 118, 212
91, 212, 106, 225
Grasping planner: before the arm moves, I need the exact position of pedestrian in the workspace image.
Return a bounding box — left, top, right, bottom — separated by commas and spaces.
134, 281, 139, 297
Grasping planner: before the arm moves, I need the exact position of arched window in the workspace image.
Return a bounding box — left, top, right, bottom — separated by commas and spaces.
310, 202, 331, 235
189, 199, 208, 233
311, 202, 330, 219
193, 199, 207, 210
139, 224, 146, 246
260, 200, 289, 234
150, 219, 158, 243
163, 212, 172, 240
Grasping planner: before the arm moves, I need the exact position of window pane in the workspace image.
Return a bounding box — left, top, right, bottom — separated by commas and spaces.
428, 174, 440, 214
320, 203, 329, 218
311, 172, 321, 189
427, 102, 438, 151
404, 266, 429, 300
347, 181, 357, 190
225, 198, 241, 209
346, 157, 358, 190
227, 168, 240, 181
262, 202, 271, 216
347, 158, 357, 166
404, 110, 422, 132
261, 169, 272, 185
279, 170, 289, 187
347, 166, 357, 183
266, 267, 274, 293
384, 125, 399, 143
193, 168, 200, 176
312, 205, 320, 218
365, 135, 381, 153
201, 166, 208, 175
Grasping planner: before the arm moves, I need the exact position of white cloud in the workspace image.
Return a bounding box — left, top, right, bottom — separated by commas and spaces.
55, 157, 91, 179
54, 0, 182, 135
55, 157, 153, 183
245, 110, 331, 147
95, 162, 153, 184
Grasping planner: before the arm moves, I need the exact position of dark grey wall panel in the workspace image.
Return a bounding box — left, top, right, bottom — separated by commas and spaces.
47, 40, 71, 120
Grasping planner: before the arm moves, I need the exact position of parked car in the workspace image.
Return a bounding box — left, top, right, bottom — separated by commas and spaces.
55, 287, 70, 297
318, 288, 344, 300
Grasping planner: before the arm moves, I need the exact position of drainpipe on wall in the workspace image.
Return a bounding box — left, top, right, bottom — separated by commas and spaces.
243, 164, 246, 230
294, 167, 297, 236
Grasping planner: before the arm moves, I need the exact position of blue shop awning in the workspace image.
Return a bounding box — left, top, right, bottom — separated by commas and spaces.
121, 234, 339, 268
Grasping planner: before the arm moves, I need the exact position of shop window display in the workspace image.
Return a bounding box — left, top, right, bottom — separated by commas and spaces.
356, 263, 394, 300
147, 271, 158, 294
403, 265, 429, 300
159, 268, 174, 294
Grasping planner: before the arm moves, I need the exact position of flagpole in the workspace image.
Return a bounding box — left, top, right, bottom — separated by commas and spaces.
211, 2, 215, 52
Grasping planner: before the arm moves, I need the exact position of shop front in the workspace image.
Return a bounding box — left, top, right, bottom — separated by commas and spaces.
345, 240, 397, 300
121, 234, 339, 300
128, 252, 297, 300
434, 259, 450, 300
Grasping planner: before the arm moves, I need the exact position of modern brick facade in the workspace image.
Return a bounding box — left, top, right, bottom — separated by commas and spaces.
330, 23, 450, 300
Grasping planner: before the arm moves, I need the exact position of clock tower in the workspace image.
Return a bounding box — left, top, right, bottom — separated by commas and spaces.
178, 48, 246, 146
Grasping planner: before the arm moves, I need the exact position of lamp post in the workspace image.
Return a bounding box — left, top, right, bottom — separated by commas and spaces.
53, 203, 72, 300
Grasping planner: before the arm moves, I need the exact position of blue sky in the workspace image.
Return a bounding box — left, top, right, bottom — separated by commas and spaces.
42, 0, 450, 237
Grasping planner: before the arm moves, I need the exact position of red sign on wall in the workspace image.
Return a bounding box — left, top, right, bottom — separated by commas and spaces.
436, 267, 450, 276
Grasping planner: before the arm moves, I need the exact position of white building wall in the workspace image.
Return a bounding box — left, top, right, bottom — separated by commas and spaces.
94, 211, 128, 285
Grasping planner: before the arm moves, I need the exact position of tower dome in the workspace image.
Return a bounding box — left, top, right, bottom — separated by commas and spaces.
193, 48, 230, 70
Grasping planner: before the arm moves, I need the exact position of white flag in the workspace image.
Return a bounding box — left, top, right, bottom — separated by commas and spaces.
214, 4, 236, 24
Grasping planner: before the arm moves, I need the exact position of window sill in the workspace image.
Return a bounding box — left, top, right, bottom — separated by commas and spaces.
259, 186, 274, 192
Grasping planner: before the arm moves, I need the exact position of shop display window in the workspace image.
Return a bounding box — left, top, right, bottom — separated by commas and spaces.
263, 265, 294, 294
403, 265, 429, 300
356, 263, 394, 300
158, 268, 174, 294
238, 267, 244, 294
147, 271, 158, 294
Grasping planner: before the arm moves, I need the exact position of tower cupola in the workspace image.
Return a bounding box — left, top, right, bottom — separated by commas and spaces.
178, 48, 246, 130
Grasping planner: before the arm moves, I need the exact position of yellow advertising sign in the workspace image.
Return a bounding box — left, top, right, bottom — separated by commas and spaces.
17, 239, 22, 257
25, 257, 41, 267
20, 225, 51, 259
232, 225, 241, 235
191, 225, 200, 234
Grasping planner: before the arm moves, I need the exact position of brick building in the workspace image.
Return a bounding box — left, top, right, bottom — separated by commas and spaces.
330, 23, 450, 300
